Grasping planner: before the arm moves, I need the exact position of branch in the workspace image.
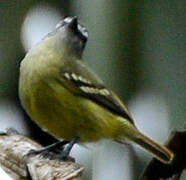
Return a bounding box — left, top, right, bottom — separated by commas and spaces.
1, 127, 185, 180
140, 129, 186, 180
0, 129, 84, 180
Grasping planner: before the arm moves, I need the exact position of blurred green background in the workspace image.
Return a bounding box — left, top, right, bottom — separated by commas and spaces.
0, 0, 185, 179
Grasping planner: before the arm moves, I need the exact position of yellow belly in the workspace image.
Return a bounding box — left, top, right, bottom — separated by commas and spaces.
19, 78, 122, 142
19, 41, 126, 143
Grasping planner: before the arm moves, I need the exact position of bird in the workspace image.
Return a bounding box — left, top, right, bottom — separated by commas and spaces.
19, 16, 174, 164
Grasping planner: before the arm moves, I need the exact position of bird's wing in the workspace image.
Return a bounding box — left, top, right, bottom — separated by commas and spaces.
59, 59, 134, 124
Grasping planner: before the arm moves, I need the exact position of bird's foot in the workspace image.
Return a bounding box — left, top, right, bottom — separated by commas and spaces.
27, 137, 78, 162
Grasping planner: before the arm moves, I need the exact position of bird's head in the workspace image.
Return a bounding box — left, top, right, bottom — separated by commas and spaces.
45, 16, 88, 58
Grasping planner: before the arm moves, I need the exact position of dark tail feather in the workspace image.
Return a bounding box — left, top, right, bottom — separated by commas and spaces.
131, 131, 174, 164
118, 128, 174, 164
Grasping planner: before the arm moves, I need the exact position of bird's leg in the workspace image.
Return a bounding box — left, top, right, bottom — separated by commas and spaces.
27, 140, 69, 159
27, 137, 79, 161
59, 137, 79, 161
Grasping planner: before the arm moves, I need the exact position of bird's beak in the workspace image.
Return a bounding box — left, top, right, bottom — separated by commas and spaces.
68, 16, 78, 31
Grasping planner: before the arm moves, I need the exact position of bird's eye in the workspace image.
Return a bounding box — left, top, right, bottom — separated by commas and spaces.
55, 20, 65, 29
77, 24, 88, 41
63, 17, 73, 24
55, 18, 71, 29
56, 17, 75, 29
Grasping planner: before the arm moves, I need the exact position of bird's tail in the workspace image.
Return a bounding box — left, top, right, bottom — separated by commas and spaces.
132, 131, 174, 164
118, 124, 174, 164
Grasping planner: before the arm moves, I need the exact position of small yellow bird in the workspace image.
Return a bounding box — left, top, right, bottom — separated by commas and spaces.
19, 16, 174, 163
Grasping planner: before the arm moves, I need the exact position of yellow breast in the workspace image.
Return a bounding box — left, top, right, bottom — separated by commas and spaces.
19, 48, 123, 142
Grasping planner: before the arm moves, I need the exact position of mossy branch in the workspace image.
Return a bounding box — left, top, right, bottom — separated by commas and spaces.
0, 129, 83, 180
